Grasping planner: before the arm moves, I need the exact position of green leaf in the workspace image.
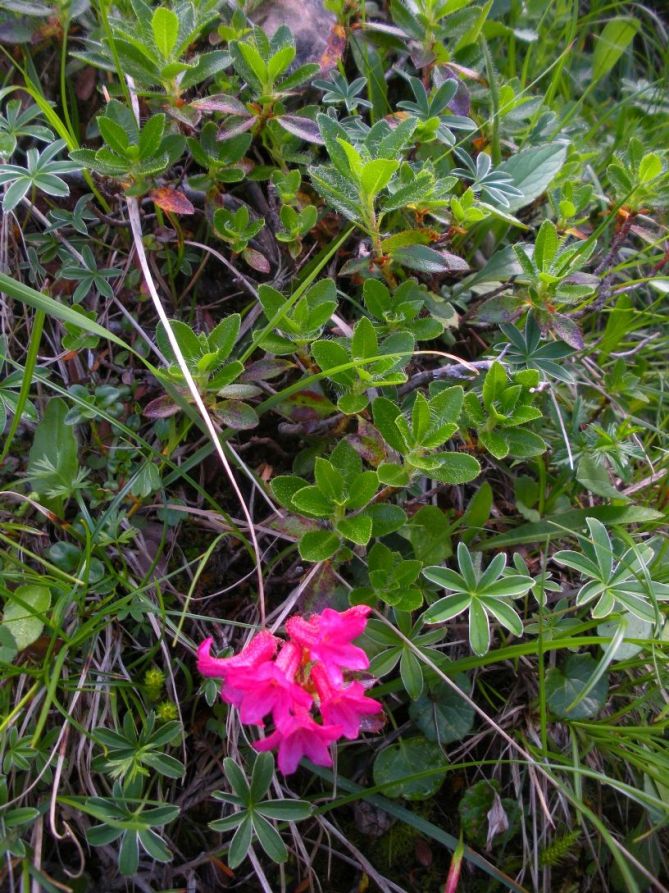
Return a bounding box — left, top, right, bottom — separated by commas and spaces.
118, 831, 140, 876
479, 429, 509, 459
2, 583, 51, 651
151, 6, 179, 59
393, 245, 455, 273
400, 648, 424, 700
236, 42, 268, 87
469, 599, 491, 656
156, 318, 201, 366
138, 828, 172, 862
459, 482, 493, 542
546, 654, 609, 720
351, 316, 378, 359
138, 113, 166, 160
299, 530, 340, 562
372, 397, 406, 453
360, 158, 399, 197
373, 737, 447, 800
292, 485, 333, 518
422, 592, 471, 624
252, 814, 288, 863
498, 143, 567, 212
267, 45, 295, 81
228, 815, 253, 869
314, 458, 346, 503
455, 0, 493, 49
377, 462, 411, 486
208, 314, 241, 360
336, 513, 373, 546
142, 752, 185, 779
0, 132, 17, 156
27, 397, 79, 505
270, 475, 309, 509
533, 220, 559, 271
311, 339, 355, 386
224, 758, 250, 802
0, 626, 18, 662
366, 503, 407, 537
97, 116, 130, 156
503, 428, 545, 458
337, 393, 369, 415
592, 17, 639, 85
255, 800, 312, 821
597, 613, 653, 661
345, 471, 379, 510
409, 676, 475, 744
404, 505, 452, 565
309, 165, 363, 223
576, 455, 622, 499
429, 453, 481, 484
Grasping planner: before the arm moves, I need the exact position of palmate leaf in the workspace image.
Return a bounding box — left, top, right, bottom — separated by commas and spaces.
422, 543, 534, 655
554, 517, 669, 624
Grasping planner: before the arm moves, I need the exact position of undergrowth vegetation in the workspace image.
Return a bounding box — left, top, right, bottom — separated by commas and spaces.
0, 0, 668, 890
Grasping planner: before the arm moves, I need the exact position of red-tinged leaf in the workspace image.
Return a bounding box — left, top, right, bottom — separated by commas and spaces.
240, 358, 294, 382
150, 188, 195, 216
153, 226, 177, 243
267, 513, 319, 540
301, 561, 339, 609
439, 251, 470, 272
358, 711, 387, 734
216, 400, 258, 430
192, 93, 249, 115
470, 294, 520, 324
276, 389, 337, 422
392, 244, 468, 274
348, 418, 386, 467
415, 839, 433, 868
166, 103, 201, 128
143, 395, 181, 419
442, 61, 485, 82
75, 66, 96, 101
552, 313, 585, 350
242, 247, 270, 273
217, 117, 256, 141
319, 22, 347, 73
275, 115, 324, 145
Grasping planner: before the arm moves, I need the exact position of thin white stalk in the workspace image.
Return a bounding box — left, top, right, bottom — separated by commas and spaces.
549, 385, 574, 470
122, 77, 264, 620
247, 846, 274, 893
126, 196, 265, 623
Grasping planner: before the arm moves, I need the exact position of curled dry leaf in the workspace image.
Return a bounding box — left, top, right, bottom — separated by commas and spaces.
319, 23, 347, 73
150, 188, 195, 216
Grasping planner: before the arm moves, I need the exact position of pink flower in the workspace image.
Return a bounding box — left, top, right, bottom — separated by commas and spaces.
197, 632, 277, 678
254, 712, 342, 774
286, 605, 371, 685
311, 663, 383, 739
197, 632, 278, 708
225, 642, 312, 726
197, 607, 381, 774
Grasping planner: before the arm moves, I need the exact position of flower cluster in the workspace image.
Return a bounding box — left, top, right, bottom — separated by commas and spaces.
197, 606, 382, 774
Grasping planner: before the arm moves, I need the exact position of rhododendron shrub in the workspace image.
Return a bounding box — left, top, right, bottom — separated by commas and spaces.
198, 606, 382, 774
